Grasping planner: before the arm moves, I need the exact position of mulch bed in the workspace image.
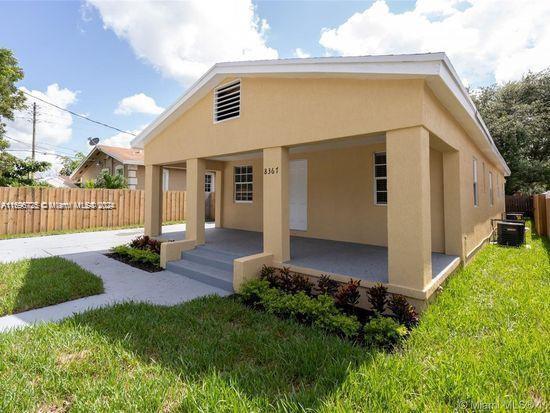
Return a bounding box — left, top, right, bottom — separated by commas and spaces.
105, 253, 162, 273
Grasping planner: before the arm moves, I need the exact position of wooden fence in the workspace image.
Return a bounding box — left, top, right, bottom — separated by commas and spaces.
505, 194, 533, 216
533, 193, 549, 237
0, 187, 186, 236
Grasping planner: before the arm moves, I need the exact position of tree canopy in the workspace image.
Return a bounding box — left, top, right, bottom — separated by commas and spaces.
0, 48, 50, 186
59, 152, 85, 176
472, 69, 550, 194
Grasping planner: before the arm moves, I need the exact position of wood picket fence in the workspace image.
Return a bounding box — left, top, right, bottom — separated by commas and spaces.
0, 187, 186, 236
505, 194, 533, 216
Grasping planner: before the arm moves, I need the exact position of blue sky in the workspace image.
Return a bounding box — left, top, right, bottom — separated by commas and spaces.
0, 0, 548, 173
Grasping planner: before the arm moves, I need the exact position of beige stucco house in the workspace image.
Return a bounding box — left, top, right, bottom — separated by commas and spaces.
70, 144, 187, 191
131, 53, 510, 305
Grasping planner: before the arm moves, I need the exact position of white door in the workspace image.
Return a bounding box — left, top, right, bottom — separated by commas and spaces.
289, 159, 308, 231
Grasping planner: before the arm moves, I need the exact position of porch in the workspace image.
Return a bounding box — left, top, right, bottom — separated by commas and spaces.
163, 227, 459, 285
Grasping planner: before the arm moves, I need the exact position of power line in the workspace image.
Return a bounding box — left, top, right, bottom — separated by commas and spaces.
22, 91, 137, 136
3, 135, 75, 157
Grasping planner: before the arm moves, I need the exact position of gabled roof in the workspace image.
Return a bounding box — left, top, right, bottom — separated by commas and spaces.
131, 53, 510, 175
70, 145, 144, 180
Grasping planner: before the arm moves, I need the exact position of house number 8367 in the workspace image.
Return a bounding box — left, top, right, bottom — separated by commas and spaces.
264, 167, 279, 175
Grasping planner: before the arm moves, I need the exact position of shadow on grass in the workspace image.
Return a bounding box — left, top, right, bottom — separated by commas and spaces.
73, 295, 375, 410
2, 257, 104, 316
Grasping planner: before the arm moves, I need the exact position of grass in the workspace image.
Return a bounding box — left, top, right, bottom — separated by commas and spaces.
0, 224, 547, 411
0, 220, 185, 240
0, 257, 104, 316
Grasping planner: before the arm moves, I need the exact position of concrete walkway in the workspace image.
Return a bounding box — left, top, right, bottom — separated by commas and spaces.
0, 223, 225, 333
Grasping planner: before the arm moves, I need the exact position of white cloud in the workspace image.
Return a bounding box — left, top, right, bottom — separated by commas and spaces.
88, 0, 278, 85
5, 84, 78, 174
115, 93, 164, 116
319, 0, 550, 85
101, 127, 145, 148
293, 48, 311, 58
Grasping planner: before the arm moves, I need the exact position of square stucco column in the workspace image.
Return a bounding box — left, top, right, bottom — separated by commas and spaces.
144, 165, 162, 237
186, 158, 206, 244
387, 126, 432, 291
443, 151, 464, 260
263, 147, 290, 263
214, 170, 223, 228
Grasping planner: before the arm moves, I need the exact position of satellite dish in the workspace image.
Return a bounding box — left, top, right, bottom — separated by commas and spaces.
88, 137, 100, 146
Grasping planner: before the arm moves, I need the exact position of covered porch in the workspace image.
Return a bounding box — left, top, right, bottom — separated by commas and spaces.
162, 226, 459, 286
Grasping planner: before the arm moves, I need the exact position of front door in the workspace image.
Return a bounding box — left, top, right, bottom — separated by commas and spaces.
289, 159, 308, 231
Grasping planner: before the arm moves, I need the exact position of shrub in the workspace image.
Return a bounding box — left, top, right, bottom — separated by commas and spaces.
367, 283, 388, 314
271, 267, 314, 295
316, 274, 339, 296
129, 235, 162, 254
289, 272, 314, 295
239, 279, 360, 339
259, 265, 278, 286
363, 316, 408, 350
388, 294, 419, 328
334, 279, 361, 307
111, 245, 160, 267
239, 278, 271, 306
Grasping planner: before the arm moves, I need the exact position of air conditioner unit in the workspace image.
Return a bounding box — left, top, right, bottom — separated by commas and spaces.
497, 221, 525, 247
505, 212, 524, 221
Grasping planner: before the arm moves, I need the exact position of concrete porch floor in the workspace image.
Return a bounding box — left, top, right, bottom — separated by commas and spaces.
162, 227, 458, 284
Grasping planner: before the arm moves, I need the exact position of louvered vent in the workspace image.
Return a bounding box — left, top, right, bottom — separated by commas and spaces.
214, 80, 240, 122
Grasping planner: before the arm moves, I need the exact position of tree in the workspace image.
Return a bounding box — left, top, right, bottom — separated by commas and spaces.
472, 69, 550, 194
59, 152, 85, 176
93, 170, 127, 189
0, 48, 50, 186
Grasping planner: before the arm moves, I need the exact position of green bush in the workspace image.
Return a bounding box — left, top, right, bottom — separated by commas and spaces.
111, 245, 160, 267
363, 316, 408, 350
239, 279, 360, 339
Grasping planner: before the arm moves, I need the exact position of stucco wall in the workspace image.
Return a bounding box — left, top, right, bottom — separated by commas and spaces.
422, 87, 506, 255
164, 168, 187, 191
220, 143, 446, 251
145, 77, 424, 164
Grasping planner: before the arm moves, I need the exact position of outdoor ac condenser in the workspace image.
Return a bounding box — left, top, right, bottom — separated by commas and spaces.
497, 221, 525, 247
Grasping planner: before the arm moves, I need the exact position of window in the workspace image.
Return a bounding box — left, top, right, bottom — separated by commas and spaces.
473, 157, 478, 207
162, 168, 170, 192
214, 80, 240, 122
374, 152, 387, 205
115, 165, 124, 176
205, 173, 214, 193
234, 165, 253, 202
489, 171, 494, 206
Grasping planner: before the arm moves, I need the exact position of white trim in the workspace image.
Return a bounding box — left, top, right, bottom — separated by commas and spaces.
162, 168, 170, 192
473, 157, 479, 207
130, 53, 509, 176
234, 165, 253, 203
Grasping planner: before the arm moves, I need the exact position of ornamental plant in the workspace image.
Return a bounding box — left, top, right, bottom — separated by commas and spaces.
334, 279, 361, 307
363, 316, 408, 350
316, 274, 339, 297
388, 294, 419, 328
366, 283, 388, 314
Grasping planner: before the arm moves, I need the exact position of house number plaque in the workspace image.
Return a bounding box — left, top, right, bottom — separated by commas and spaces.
264, 167, 279, 175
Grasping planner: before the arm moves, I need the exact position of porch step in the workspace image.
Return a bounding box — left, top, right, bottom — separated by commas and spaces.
166, 258, 234, 292
181, 247, 237, 272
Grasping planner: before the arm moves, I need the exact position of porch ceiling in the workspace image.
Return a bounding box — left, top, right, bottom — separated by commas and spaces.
163, 227, 457, 284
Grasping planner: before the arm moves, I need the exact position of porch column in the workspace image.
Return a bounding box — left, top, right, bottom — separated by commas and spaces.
387, 126, 432, 291
214, 170, 223, 228
443, 150, 464, 260
144, 164, 162, 237
186, 158, 206, 244
263, 146, 290, 263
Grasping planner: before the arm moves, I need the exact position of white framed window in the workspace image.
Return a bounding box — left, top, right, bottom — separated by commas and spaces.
115, 165, 124, 176
205, 173, 214, 193
234, 165, 253, 202
473, 157, 478, 207
373, 152, 387, 205
489, 171, 494, 206
214, 80, 240, 123
162, 168, 170, 192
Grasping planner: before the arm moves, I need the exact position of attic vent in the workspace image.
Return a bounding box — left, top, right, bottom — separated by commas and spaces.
214, 80, 240, 122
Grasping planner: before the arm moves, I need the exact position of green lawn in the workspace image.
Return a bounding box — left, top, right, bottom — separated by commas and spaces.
0, 257, 104, 316
0, 226, 547, 411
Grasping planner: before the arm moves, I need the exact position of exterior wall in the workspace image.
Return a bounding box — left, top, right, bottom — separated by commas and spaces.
220, 143, 445, 250
145, 78, 425, 164
422, 87, 506, 256
136, 165, 145, 190
164, 168, 187, 191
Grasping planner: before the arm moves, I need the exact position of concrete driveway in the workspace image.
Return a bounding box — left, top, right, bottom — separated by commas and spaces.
0, 222, 224, 332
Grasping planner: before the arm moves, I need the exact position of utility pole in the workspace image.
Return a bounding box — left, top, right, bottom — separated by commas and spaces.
31, 102, 37, 161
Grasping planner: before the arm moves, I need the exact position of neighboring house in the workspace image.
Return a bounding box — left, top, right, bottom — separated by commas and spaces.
70, 145, 188, 191
131, 53, 510, 305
